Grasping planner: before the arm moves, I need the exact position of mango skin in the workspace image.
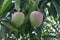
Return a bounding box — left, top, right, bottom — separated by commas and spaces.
30, 11, 43, 27
11, 12, 25, 27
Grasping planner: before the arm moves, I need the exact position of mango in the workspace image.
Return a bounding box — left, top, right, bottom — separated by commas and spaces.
30, 11, 43, 27
11, 12, 25, 27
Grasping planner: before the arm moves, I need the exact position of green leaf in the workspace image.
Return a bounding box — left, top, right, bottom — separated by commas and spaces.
0, 29, 5, 40
0, 0, 11, 14
35, 27, 41, 40
22, 0, 30, 13
1, 21, 18, 32
15, 0, 20, 11
51, 0, 60, 15
0, 0, 4, 9
0, 0, 13, 19
42, 34, 58, 38
28, 0, 41, 14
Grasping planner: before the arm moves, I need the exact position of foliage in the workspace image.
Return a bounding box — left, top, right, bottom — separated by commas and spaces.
0, 0, 60, 40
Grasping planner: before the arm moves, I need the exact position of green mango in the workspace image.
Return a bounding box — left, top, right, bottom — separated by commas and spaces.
30, 11, 43, 27
11, 12, 25, 27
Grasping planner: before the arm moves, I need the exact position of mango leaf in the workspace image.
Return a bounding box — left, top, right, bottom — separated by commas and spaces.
0, 0, 11, 14
1, 21, 18, 32
15, 0, 20, 11
0, 29, 5, 40
47, 3, 57, 18
51, 0, 60, 15
42, 34, 58, 38
56, 0, 60, 5
35, 27, 41, 40
1, 21, 19, 38
22, 0, 30, 13
39, 0, 48, 15
0, 0, 4, 9
40, 0, 48, 8
0, 0, 13, 19
28, 0, 41, 14
1, 25, 8, 40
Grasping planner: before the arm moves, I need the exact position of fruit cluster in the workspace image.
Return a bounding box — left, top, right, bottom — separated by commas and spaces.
11, 11, 43, 27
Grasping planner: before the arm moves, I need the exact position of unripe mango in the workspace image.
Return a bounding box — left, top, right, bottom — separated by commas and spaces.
30, 11, 43, 27
11, 12, 25, 27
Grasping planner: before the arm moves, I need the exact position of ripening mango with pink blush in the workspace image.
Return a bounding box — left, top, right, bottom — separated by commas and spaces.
30, 11, 43, 27
11, 12, 25, 27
